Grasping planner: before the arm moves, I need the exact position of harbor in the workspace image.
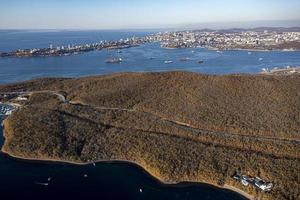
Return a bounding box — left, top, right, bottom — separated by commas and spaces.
0, 104, 15, 116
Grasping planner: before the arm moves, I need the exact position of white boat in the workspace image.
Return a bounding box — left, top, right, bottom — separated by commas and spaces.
105, 58, 122, 64
35, 182, 49, 186
164, 60, 173, 64
259, 58, 263, 61
179, 57, 190, 61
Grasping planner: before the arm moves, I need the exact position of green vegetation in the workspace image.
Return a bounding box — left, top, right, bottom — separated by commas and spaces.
1, 72, 299, 200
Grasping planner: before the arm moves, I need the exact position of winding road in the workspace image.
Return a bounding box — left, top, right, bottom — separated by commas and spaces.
1, 90, 300, 146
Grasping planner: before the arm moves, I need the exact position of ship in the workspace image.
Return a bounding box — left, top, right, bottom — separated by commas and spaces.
164, 60, 173, 64
105, 58, 122, 64
179, 57, 190, 61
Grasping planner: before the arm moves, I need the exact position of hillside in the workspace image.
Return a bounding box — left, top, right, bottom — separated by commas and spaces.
1, 72, 299, 200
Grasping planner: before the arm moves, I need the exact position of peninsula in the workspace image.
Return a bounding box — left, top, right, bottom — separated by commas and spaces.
0, 72, 299, 200
1, 27, 300, 58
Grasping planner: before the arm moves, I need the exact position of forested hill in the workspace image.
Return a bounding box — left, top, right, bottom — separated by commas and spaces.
1, 72, 300, 200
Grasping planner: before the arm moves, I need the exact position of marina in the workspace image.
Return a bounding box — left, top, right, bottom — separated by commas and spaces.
0, 104, 15, 116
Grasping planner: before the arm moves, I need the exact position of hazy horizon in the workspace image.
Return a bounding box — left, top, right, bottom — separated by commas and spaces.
0, 20, 300, 32
0, 0, 300, 30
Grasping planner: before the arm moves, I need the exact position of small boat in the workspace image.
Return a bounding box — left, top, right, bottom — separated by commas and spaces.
248, 52, 252, 55
139, 188, 143, 193
179, 57, 190, 61
47, 177, 52, 181
84, 174, 88, 178
198, 60, 204, 64
164, 60, 173, 64
259, 58, 263, 61
35, 182, 49, 186
92, 162, 96, 166
105, 58, 122, 64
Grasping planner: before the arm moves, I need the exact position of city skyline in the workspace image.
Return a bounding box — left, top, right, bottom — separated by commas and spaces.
0, 0, 300, 30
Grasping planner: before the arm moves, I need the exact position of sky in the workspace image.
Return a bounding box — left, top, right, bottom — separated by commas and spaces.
0, 0, 300, 29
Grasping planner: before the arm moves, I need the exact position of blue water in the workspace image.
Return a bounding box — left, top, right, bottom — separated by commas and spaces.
1, 30, 300, 84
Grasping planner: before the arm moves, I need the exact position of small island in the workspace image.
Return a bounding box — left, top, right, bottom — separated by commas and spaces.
0, 72, 299, 200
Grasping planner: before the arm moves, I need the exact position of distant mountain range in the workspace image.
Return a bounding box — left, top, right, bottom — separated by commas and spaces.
171, 27, 300, 33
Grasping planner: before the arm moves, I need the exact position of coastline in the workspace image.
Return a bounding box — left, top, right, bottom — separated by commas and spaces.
161, 46, 300, 52
0, 148, 254, 200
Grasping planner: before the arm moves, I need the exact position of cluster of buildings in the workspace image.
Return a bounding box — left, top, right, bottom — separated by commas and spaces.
149, 30, 300, 50
0, 37, 149, 58
233, 173, 273, 192
1, 29, 300, 58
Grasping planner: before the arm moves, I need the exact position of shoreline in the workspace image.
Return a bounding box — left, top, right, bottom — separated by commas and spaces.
162, 46, 300, 52
0, 148, 254, 200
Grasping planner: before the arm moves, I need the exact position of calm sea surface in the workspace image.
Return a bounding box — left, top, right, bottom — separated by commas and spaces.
1, 30, 298, 199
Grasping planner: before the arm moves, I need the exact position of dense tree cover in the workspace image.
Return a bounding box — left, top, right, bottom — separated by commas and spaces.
1, 72, 300, 200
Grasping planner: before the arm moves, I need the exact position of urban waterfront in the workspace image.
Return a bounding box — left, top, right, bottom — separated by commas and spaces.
1, 30, 300, 84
